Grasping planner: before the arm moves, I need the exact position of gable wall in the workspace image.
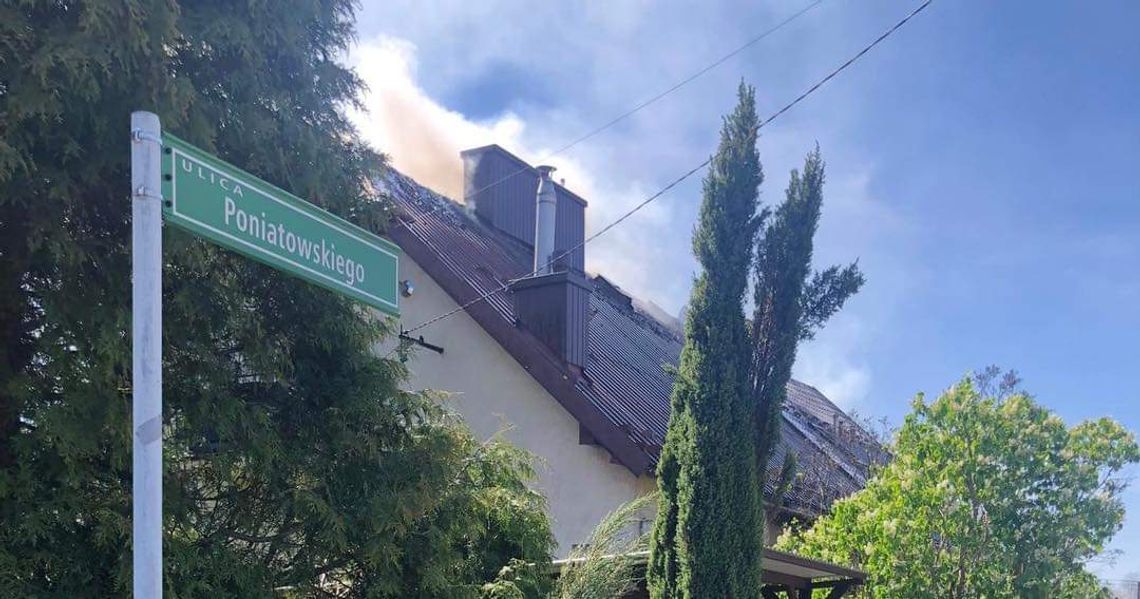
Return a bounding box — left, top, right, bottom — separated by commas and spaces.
383, 254, 656, 556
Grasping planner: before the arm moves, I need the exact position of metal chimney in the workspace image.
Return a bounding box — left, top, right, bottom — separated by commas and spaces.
534, 165, 558, 274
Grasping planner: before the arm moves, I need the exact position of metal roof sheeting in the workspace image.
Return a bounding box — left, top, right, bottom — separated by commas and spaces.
382, 168, 886, 517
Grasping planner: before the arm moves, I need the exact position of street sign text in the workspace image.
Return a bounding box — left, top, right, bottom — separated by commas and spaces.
161, 134, 399, 315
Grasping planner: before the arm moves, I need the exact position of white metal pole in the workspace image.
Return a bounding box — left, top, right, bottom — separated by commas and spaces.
131, 111, 163, 598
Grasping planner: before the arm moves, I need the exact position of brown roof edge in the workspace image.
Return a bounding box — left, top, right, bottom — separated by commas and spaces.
390, 223, 653, 476
763, 547, 867, 582
552, 548, 866, 584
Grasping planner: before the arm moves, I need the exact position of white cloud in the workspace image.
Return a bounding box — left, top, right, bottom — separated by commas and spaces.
794, 313, 872, 408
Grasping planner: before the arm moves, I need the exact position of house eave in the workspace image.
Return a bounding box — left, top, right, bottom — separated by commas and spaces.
389, 220, 654, 476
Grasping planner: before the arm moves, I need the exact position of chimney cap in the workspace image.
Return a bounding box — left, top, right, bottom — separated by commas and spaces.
537, 165, 557, 177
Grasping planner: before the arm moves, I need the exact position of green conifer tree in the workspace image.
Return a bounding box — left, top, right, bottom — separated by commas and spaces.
647, 83, 765, 598
0, 2, 551, 595
749, 148, 864, 542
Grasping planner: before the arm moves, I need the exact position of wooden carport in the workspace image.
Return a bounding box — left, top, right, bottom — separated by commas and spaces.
552, 547, 866, 598
758, 547, 865, 598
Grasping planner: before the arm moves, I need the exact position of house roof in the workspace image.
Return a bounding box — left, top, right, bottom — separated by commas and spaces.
379, 167, 885, 517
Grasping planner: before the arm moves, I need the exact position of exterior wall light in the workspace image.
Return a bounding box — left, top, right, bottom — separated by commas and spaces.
400, 279, 415, 297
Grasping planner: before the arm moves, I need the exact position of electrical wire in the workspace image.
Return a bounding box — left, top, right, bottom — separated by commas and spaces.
400, 0, 935, 336
404, 0, 828, 222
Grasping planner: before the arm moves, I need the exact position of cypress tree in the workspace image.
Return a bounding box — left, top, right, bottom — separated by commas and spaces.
0, 2, 551, 595
749, 147, 864, 540
648, 83, 765, 598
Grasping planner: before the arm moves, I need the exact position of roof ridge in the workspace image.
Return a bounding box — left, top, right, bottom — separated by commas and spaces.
588, 277, 685, 344
601, 289, 684, 344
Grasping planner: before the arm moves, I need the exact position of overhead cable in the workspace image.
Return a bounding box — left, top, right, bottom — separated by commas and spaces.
405, 0, 828, 221
401, 0, 935, 336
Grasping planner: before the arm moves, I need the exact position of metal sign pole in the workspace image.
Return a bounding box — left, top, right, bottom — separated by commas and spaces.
131, 111, 163, 598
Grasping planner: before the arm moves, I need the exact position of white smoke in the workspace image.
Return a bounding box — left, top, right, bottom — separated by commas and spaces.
347, 37, 525, 200
346, 35, 682, 310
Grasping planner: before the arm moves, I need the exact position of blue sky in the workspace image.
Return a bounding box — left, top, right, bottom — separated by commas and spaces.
348, 0, 1140, 581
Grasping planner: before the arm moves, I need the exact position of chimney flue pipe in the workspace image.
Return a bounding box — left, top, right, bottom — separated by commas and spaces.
534, 165, 558, 275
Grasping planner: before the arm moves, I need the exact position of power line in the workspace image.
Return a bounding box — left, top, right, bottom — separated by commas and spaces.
404, 0, 828, 222
526, 0, 828, 163
401, 0, 935, 336
403, 0, 933, 336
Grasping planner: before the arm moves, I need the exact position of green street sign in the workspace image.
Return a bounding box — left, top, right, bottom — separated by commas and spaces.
160, 134, 399, 315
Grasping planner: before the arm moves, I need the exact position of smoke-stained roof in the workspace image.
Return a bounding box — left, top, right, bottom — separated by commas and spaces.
380, 168, 886, 518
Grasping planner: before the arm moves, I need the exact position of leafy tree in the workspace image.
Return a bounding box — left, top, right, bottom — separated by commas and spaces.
647, 82, 765, 598
748, 147, 863, 540
777, 375, 1139, 598
0, 1, 551, 595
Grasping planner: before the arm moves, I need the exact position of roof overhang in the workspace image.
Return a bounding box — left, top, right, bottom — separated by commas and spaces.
759, 547, 866, 596
389, 221, 654, 475
552, 548, 866, 598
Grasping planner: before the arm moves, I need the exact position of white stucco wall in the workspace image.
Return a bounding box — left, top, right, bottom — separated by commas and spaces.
381, 255, 656, 556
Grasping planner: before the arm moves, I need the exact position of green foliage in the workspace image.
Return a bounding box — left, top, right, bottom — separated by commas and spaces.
777, 376, 1139, 598
648, 82, 765, 598
1055, 569, 1114, 599
393, 430, 554, 599
647, 85, 864, 598
553, 493, 656, 599
748, 147, 863, 536
0, 1, 552, 595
